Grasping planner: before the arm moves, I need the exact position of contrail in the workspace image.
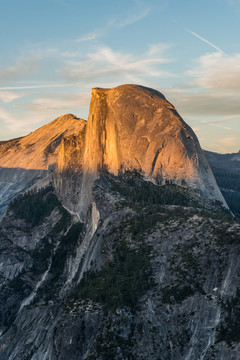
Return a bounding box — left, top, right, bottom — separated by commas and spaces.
185, 28, 224, 53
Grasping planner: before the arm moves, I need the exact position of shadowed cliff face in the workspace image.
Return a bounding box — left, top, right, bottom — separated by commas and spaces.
55, 85, 227, 218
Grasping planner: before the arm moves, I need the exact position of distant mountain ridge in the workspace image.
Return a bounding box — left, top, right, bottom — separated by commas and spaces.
205, 150, 240, 216
204, 150, 240, 172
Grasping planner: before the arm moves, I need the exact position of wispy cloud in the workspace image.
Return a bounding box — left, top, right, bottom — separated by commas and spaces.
187, 52, 240, 90
201, 116, 239, 125
0, 40, 174, 140
184, 117, 239, 153
0, 83, 76, 91
167, 89, 240, 116
0, 91, 24, 103
0, 59, 40, 82
0, 48, 62, 86
118, 8, 150, 27
201, 120, 231, 131
62, 44, 174, 84
147, 43, 173, 57
75, 31, 99, 42
185, 28, 224, 53
21, 92, 90, 111
74, 6, 150, 43
0, 106, 44, 133
0, 107, 16, 126
219, 136, 238, 152
0, 104, 68, 133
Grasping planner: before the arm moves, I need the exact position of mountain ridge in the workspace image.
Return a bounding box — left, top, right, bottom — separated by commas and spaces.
204, 150, 240, 216
0, 113, 85, 170
54, 84, 228, 219
0, 170, 238, 360
0, 85, 239, 360
0, 84, 228, 219
0, 114, 85, 218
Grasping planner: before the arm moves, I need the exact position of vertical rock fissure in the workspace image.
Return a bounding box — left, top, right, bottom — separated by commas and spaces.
151, 145, 164, 174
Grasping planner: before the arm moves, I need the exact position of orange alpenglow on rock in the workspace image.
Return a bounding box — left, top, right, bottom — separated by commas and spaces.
0, 114, 86, 217
54, 84, 228, 218
0, 114, 85, 171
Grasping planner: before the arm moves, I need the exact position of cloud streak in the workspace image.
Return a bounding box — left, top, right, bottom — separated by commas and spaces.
187, 52, 240, 90
0, 83, 77, 91
75, 31, 99, 42
74, 4, 150, 45
0, 41, 174, 140
167, 89, 240, 116
0, 91, 24, 103
21, 92, 90, 111
118, 8, 150, 27
0, 104, 73, 134
185, 28, 224, 53
62, 45, 174, 84
218, 136, 238, 152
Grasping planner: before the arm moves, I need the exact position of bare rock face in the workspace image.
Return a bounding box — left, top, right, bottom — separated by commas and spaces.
87, 85, 225, 200
55, 85, 227, 218
0, 114, 85, 218
0, 85, 227, 220
0, 173, 238, 360
85, 85, 199, 177
54, 125, 87, 216
0, 114, 85, 171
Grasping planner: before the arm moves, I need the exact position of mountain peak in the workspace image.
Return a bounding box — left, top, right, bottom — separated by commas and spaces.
92, 84, 167, 100
88, 85, 225, 195
0, 114, 85, 171
54, 84, 228, 218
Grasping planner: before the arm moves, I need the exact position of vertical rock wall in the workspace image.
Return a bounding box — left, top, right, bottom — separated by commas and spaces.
54, 84, 227, 219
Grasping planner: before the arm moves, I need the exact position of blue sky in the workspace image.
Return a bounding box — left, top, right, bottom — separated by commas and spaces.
0, 0, 240, 153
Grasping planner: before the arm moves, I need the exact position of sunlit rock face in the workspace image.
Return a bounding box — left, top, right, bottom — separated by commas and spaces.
60, 85, 227, 211
0, 114, 85, 171
0, 114, 85, 218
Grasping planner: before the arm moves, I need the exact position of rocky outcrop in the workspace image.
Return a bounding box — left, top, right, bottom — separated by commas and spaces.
0, 173, 238, 360
0, 84, 234, 358
54, 85, 227, 219
0, 85, 227, 220
85, 85, 226, 203
0, 114, 85, 218
0, 114, 85, 171
54, 125, 88, 219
